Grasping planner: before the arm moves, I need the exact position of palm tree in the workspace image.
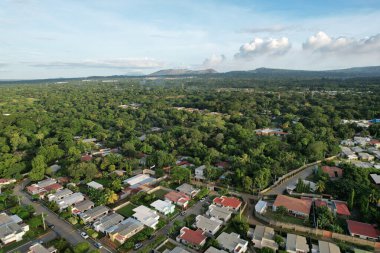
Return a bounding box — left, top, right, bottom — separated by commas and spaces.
316, 180, 326, 193
368, 189, 378, 204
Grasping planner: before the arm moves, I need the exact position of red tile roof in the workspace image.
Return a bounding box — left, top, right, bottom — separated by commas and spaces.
165, 191, 190, 204
213, 196, 242, 209
273, 195, 312, 215
43, 183, 63, 192
81, 155, 93, 162
178, 227, 206, 245
314, 199, 327, 208
26, 185, 41, 193
347, 220, 380, 238
215, 161, 229, 168
322, 166, 343, 178
333, 201, 351, 216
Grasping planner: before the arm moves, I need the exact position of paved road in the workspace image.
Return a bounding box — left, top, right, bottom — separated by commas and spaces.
14, 180, 113, 253
9, 230, 57, 253
263, 165, 317, 195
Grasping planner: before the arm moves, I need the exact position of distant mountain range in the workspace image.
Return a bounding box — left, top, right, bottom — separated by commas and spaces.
2, 66, 380, 83
148, 66, 380, 78
148, 68, 218, 76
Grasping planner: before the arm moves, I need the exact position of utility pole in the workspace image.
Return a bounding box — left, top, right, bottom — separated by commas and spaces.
18, 196, 21, 205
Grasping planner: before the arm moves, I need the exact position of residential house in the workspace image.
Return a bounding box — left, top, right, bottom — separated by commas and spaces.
80, 206, 110, 223
176, 183, 200, 198
206, 204, 232, 222
254, 200, 268, 214
86, 181, 104, 190
340, 147, 358, 160
370, 174, 380, 185
351, 146, 365, 153
26, 178, 63, 198
273, 195, 312, 218
332, 201, 351, 217
195, 165, 206, 180
321, 166, 343, 180
108, 218, 144, 244
195, 215, 223, 236
0, 178, 16, 186
358, 152, 375, 161
354, 137, 370, 146
205, 247, 228, 253
312, 241, 340, 253
0, 213, 29, 245
340, 139, 355, 147
165, 191, 190, 208
286, 233, 309, 253
56, 192, 85, 211
28, 243, 57, 253
49, 164, 61, 174
287, 180, 316, 194
213, 196, 242, 212
347, 220, 380, 241
47, 189, 73, 202
176, 227, 207, 249
150, 200, 175, 215
255, 128, 288, 136
216, 232, 248, 253
369, 139, 380, 149
93, 213, 124, 233
123, 174, 155, 189
72, 199, 95, 215
132, 205, 160, 229
251, 225, 278, 251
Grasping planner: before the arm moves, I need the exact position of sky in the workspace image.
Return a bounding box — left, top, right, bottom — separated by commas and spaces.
0, 0, 380, 79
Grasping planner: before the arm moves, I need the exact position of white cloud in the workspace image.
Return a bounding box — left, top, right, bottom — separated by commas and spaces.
28, 58, 164, 69
234, 37, 291, 59
303, 31, 380, 54
239, 25, 294, 34
202, 54, 226, 67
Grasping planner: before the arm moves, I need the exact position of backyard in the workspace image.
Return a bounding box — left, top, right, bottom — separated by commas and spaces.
116, 203, 137, 218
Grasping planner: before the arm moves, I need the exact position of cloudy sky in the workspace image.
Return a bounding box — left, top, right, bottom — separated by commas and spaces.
0, 0, 380, 79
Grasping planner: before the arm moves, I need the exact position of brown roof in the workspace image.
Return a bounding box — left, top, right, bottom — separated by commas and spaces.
273, 195, 312, 215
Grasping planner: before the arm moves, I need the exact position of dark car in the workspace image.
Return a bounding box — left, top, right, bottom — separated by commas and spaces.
134, 243, 143, 250
94, 242, 103, 249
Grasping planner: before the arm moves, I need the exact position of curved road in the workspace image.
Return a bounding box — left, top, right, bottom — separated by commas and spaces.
14, 180, 113, 253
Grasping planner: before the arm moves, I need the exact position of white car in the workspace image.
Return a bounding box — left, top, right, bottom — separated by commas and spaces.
81, 232, 89, 239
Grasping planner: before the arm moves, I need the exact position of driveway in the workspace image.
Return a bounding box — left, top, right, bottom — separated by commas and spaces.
8, 230, 57, 253
14, 180, 113, 253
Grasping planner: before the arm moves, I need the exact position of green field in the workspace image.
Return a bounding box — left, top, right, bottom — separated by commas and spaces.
152, 188, 170, 199
116, 203, 137, 218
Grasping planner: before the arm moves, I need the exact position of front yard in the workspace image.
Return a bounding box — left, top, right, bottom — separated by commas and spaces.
116, 203, 137, 218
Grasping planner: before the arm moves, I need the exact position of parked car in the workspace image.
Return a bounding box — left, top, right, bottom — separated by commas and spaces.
48, 224, 55, 229
134, 243, 143, 250
200, 198, 205, 202
81, 232, 89, 239
94, 242, 103, 249
181, 211, 186, 216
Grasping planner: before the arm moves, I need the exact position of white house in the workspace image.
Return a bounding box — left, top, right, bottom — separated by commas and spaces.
286, 234, 309, 253
0, 213, 29, 245
93, 213, 124, 233
56, 192, 85, 211
132, 205, 160, 229
206, 205, 232, 222
340, 147, 358, 160
195, 215, 223, 236
255, 200, 268, 214
358, 152, 375, 161
251, 225, 278, 251
86, 181, 104, 190
195, 165, 206, 180
217, 232, 248, 253
150, 200, 175, 215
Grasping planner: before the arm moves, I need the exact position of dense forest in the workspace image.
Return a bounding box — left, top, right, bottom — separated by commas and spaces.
1, 77, 380, 193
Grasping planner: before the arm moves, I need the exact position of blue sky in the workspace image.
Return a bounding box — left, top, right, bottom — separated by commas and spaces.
0, 0, 379, 79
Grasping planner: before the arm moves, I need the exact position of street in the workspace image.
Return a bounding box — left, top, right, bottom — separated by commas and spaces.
263, 165, 317, 195
13, 181, 113, 253
9, 230, 57, 253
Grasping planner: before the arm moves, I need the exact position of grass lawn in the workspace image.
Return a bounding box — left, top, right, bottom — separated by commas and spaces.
116, 203, 137, 218
157, 241, 176, 253
152, 189, 170, 199
94, 178, 113, 188
265, 209, 309, 227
